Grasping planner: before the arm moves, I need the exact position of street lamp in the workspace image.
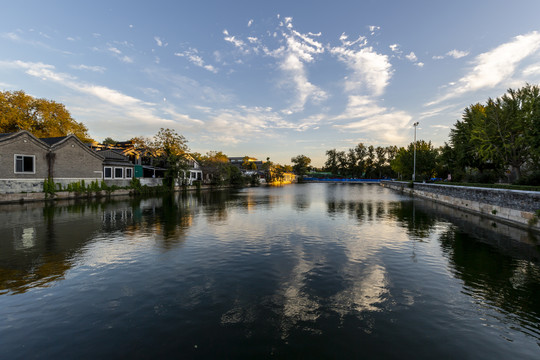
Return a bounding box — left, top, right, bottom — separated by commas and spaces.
413, 122, 419, 182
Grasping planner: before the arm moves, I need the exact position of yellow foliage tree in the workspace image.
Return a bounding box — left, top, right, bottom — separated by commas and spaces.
0, 90, 93, 142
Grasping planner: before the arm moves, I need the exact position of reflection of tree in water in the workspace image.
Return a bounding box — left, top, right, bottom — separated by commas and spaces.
387, 201, 437, 240
1, 190, 239, 293
325, 196, 434, 240
439, 228, 540, 332
195, 190, 234, 223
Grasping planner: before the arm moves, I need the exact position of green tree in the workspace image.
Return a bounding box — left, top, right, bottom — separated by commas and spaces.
324, 149, 339, 175
0, 90, 92, 141
449, 103, 492, 180
391, 140, 438, 181
375, 146, 387, 178
291, 154, 312, 178
473, 86, 538, 180
151, 128, 189, 188
199, 151, 230, 185
353, 143, 368, 178
102, 137, 118, 146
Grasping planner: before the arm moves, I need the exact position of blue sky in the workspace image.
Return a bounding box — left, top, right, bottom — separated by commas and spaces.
2, 0, 540, 166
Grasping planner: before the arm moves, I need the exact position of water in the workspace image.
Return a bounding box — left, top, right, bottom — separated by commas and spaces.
1, 184, 539, 359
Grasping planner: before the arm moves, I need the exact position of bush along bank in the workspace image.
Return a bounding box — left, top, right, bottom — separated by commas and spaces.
0, 178, 223, 204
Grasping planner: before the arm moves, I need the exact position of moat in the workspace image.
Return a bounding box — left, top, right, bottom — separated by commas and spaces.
1, 184, 539, 359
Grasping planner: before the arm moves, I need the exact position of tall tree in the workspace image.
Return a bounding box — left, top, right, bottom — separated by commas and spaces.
391, 140, 438, 181
151, 128, 190, 188
291, 154, 312, 177
0, 90, 92, 141
324, 149, 339, 175
472, 91, 529, 180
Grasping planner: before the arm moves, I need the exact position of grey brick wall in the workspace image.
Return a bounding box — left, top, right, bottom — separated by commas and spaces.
51, 137, 103, 179
0, 133, 49, 180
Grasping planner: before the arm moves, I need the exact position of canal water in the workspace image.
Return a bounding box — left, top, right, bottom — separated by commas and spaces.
1, 184, 539, 359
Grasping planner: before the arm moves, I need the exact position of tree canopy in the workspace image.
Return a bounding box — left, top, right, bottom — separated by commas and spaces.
291, 154, 311, 176
0, 90, 92, 142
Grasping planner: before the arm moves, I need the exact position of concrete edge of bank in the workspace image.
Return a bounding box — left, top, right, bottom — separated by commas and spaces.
0, 185, 223, 204
380, 180, 540, 233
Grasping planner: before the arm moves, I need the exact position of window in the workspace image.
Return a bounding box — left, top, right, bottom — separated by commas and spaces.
125, 168, 133, 179
104, 167, 112, 179
14, 155, 35, 174
114, 167, 123, 179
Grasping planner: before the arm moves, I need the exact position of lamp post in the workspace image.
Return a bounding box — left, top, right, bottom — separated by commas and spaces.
413, 122, 419, 182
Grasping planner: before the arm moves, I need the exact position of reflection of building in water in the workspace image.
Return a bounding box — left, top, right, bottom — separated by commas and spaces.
0, 195, 203, 294
0, 202, 106, 294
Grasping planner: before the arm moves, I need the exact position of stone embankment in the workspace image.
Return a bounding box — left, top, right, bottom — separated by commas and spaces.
381, 180, 540, 232
0, 185, 216, 204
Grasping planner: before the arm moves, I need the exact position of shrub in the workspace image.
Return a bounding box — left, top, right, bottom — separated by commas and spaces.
43, 177, 56, 197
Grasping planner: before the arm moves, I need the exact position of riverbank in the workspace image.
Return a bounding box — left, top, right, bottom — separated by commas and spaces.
381, 180, 540, 233
0, 184, 222, 204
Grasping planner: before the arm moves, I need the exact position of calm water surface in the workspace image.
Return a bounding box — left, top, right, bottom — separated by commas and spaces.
1, 184, 539, 359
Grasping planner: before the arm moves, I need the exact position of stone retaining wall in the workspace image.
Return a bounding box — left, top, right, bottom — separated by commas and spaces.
381, 181, 540, 232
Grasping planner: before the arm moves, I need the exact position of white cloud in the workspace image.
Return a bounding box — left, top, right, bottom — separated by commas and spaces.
339, 33, 367, 47
432, 49, 468, 60
248, 19, 253, 27
389, 44, 400, 53
523, 64, 540, 77
426, 31, 540, 106
405, 52, 418, 62
416, 62, 424, 68
108, 46, 121, 55
334, 110, 412, 144
331, 42, 392, 96
0, 60, 202, 132
446, 49, 469, 59
154, 36, 167, 47
2, 32, 21, 41
223, 29, 248, 53
419, 104, 456, 119
175, 48, 218, 73
70, 64, 106, 73
368, 25, 380, 35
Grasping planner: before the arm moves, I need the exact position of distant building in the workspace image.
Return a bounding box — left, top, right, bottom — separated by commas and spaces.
228, 156, 264, 171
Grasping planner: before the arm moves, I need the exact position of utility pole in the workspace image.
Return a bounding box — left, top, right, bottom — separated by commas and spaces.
413, 122, 419, 182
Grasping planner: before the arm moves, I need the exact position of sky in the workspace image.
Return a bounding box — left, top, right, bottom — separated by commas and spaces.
2, 0, 540, 166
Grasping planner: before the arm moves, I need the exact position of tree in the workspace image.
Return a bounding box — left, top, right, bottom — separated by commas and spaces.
324, 149, 339, 175
241, 156, 257, 171
102, 137, 118, 146
353, 143, 368, 178
449, 103, 492, 180
473, 86, 537, 180
0, 90, 92, 142
150, 128, 190, 188
291, 155, 312, 177
375, 146, 387, 178
391, 140, 438, 181
199, 151, 230, 185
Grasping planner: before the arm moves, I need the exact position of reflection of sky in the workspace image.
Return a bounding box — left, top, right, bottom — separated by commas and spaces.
2, 184, 540, 358
213, 185, 420, 339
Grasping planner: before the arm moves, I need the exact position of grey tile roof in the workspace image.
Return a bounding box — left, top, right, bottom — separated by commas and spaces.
39, 136, 70, 146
